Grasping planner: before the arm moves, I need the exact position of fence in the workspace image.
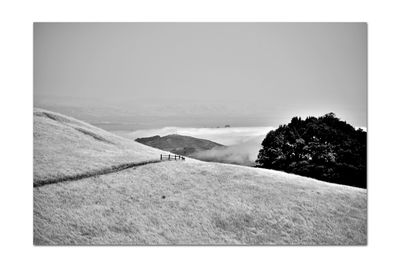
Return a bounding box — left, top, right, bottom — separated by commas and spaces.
160, 154, 185, 161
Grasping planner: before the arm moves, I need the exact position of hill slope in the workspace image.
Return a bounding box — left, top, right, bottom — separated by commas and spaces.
34, 108, 164, 185
135, 134, 224, 156
33, 108, 367, 245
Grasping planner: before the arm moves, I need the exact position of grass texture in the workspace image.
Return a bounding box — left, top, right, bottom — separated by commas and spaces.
34, 108, 163, 185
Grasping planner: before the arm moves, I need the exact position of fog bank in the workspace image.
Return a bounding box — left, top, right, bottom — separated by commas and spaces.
127, 126, 274, 146
125, 126, 275, 166
192, 135, 266, 166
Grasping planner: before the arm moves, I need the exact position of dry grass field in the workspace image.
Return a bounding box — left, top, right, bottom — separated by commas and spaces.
34, 108, 163, 185
33, 109, 367, 245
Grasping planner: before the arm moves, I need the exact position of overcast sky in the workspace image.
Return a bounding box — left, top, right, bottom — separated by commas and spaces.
34, 23, 367, 128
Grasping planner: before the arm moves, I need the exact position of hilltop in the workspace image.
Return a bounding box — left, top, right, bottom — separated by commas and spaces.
34, 108, 367, 245
135, 134, 224, 156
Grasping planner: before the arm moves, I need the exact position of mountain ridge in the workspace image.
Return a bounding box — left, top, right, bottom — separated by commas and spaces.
135, 134, 224, 156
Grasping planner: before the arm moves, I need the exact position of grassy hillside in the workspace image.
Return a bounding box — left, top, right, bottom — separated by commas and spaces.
34, 108, 367, 245
135, 134, 224, 156
34, 108, 163, 185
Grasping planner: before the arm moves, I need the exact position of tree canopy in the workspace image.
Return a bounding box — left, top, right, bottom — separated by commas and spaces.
256, 113, 367, 188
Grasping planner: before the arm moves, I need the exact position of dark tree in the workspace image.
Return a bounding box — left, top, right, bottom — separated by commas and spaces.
256, 113, 367, 188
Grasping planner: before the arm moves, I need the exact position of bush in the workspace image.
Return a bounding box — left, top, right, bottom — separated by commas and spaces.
256, 113, 367, 188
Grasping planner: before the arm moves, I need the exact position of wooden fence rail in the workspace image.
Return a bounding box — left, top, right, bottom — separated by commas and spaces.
160, 154, 185, 161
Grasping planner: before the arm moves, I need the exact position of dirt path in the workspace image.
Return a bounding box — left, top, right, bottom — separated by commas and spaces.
33, 160, 162, 188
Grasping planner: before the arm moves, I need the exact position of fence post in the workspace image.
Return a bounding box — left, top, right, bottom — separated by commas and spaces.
168, 154, 170, 160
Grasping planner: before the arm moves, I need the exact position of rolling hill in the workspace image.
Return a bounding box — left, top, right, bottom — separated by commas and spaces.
34, 108, 163, 186
33, 108, 367, 245
135, 134, 224, 156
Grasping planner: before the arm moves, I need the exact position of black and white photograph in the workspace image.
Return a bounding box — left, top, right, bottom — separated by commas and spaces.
33, 22, 367, 245
5, 0, 400, 266
33, 23, 367, 245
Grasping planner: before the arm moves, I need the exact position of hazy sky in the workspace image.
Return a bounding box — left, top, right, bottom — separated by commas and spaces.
34, 23, 367, 128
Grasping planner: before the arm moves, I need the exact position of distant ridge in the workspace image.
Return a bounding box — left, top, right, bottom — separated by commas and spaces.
136, 134, 224, 156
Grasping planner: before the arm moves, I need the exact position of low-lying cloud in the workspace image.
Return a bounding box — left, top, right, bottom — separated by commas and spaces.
126, 126, 275, 166
127, 126, 274, 146
192, 135, 267, 166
